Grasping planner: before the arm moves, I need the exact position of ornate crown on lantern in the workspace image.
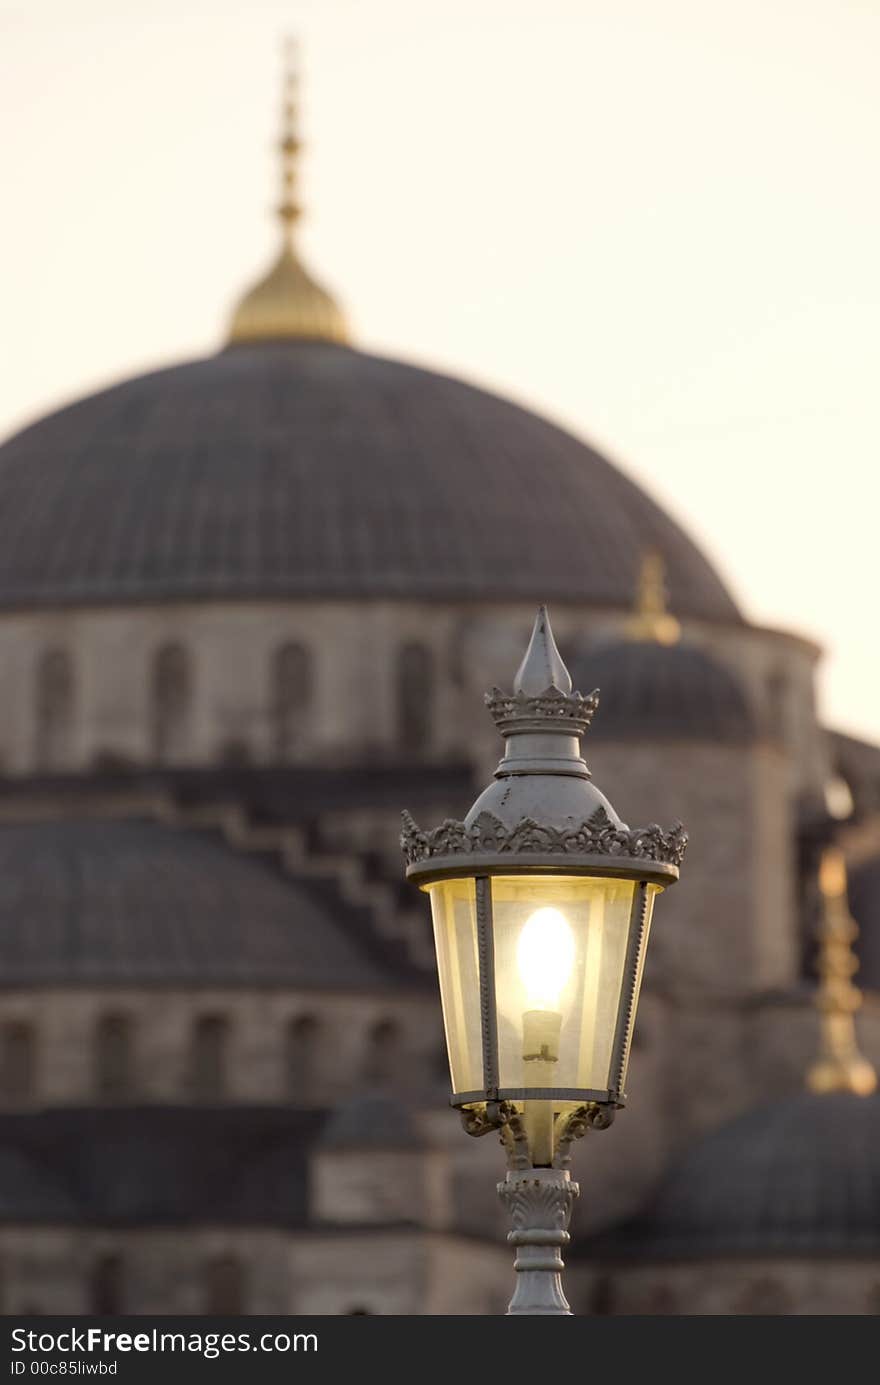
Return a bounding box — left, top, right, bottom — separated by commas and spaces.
485, 606, 599, 737
401, 606, 688, 885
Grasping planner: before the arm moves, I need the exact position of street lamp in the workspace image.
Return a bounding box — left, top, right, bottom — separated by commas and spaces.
401, 608, 687, 1315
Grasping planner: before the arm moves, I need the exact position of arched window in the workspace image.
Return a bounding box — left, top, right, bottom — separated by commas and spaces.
191, 1015, 230, 1101
151, 643, 192, 764
590, 1276, 616, 1316
94, 1014, 134, 1101
824, 773, 855, 822
286, 1015, 320, 1104
204, 1255, 245, 1315
33, 648, 75, 771
643, 1284, 677, 1315
217, 739, 252, 768
0, 1022, 35, 1105
765, 669, 788, 742
362, 1018, 401, 1087
90, 1254, 124, 1315
271, 643, 313, 762
396, 643, 433, 753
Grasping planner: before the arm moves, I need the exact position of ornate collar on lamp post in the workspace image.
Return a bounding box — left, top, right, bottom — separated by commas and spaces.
401, 607, 687, 1315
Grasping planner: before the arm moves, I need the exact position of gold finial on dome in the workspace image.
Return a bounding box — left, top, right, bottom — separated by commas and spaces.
807, 846, 877, 1097
277, 35, 302, 241
227, 39, 349, 346
626, 551, 682, 646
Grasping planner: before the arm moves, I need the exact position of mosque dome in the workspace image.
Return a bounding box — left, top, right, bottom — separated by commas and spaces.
0, 63, 742, 624
570, 554, 755, 743
0, 818, 384, 989
600, 848, 879, 1262
848, 854, 880, 993
611, 1090, 880, 1258
318, 1095, 422, 1150
575, 640, 756, 745
0, 343, 743, 619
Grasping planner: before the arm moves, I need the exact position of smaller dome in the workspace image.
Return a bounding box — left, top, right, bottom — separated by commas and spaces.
609, 1091, 880, 1258
318, 1096, 422, 1151
0, 1147, 75, 1221
0, 818, 383, 989
228, 245, 348, 345
848, 855, 880, 993
574, 640, 756, 745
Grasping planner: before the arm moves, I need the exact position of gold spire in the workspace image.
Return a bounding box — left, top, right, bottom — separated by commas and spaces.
227, 40, 349, 346
626, 551, 682, 645
278, 36, 302, 243
806, 846, 877, 1097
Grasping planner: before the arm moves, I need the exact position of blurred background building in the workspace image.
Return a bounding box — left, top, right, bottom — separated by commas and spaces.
0, 53, 877, 1315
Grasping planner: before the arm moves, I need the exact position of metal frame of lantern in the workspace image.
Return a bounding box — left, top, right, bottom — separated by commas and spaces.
401, 607, 687, 1316
401, 807, 684, 1118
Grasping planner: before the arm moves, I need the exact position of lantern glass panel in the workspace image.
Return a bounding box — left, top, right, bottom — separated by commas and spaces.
425, 877, 482, 1093
490, 875, 657, 1094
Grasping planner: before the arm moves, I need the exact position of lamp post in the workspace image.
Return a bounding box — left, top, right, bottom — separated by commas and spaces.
401, 607, 687, 1315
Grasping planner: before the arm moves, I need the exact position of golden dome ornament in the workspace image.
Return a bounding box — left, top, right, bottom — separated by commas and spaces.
228, 39, 349, 346
807, 846, 877, 1097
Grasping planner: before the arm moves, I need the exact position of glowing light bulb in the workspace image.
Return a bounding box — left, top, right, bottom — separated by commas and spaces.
517, 906, 575, 1011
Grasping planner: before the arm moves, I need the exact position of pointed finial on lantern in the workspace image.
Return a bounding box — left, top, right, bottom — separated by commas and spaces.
627, 552, 681, 646
486, 608, 599, 741
514, 607, 573, 696
806, 846, 877, 1097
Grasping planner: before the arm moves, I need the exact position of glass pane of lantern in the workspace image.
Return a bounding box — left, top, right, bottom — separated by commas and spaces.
615, 882, 661, 1094
425, 878, 482, 1094
490, 875, 656, 1095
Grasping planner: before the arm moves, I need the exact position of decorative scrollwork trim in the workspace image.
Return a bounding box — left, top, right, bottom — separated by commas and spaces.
553, 1103, 616, 1169
401, 805, 687, 872
460, 1100, 530, 1169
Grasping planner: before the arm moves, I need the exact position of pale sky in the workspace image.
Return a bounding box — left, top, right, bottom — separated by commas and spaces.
2, 0, 879, 742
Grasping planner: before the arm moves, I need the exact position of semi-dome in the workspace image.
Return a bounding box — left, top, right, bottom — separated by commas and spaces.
848, 855, 880, 993
572, 639, 756, 744
0, 341, 741, 618
318, 1095, 422, 1150
609, 1091, 880, 1258
0, 817, 384, 988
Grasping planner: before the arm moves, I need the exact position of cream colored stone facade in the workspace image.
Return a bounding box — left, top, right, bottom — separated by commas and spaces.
0, 599, 823, 784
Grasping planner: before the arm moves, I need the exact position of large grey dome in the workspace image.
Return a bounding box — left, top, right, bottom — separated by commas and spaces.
849, 855, 880, 993
0, 342, 741, 619
0, 817, 384, 989
606, 1091, 880, 1258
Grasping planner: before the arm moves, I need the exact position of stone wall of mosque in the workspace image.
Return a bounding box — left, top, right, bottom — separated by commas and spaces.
0, 599, 825, 801
0, 987, 445, 1111
574, 1258, 880, 1316
0, 1225, 509, 1316
0, 1227, 291, 1315
289, 1230, 510, 1316
585, 739, 798, 998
